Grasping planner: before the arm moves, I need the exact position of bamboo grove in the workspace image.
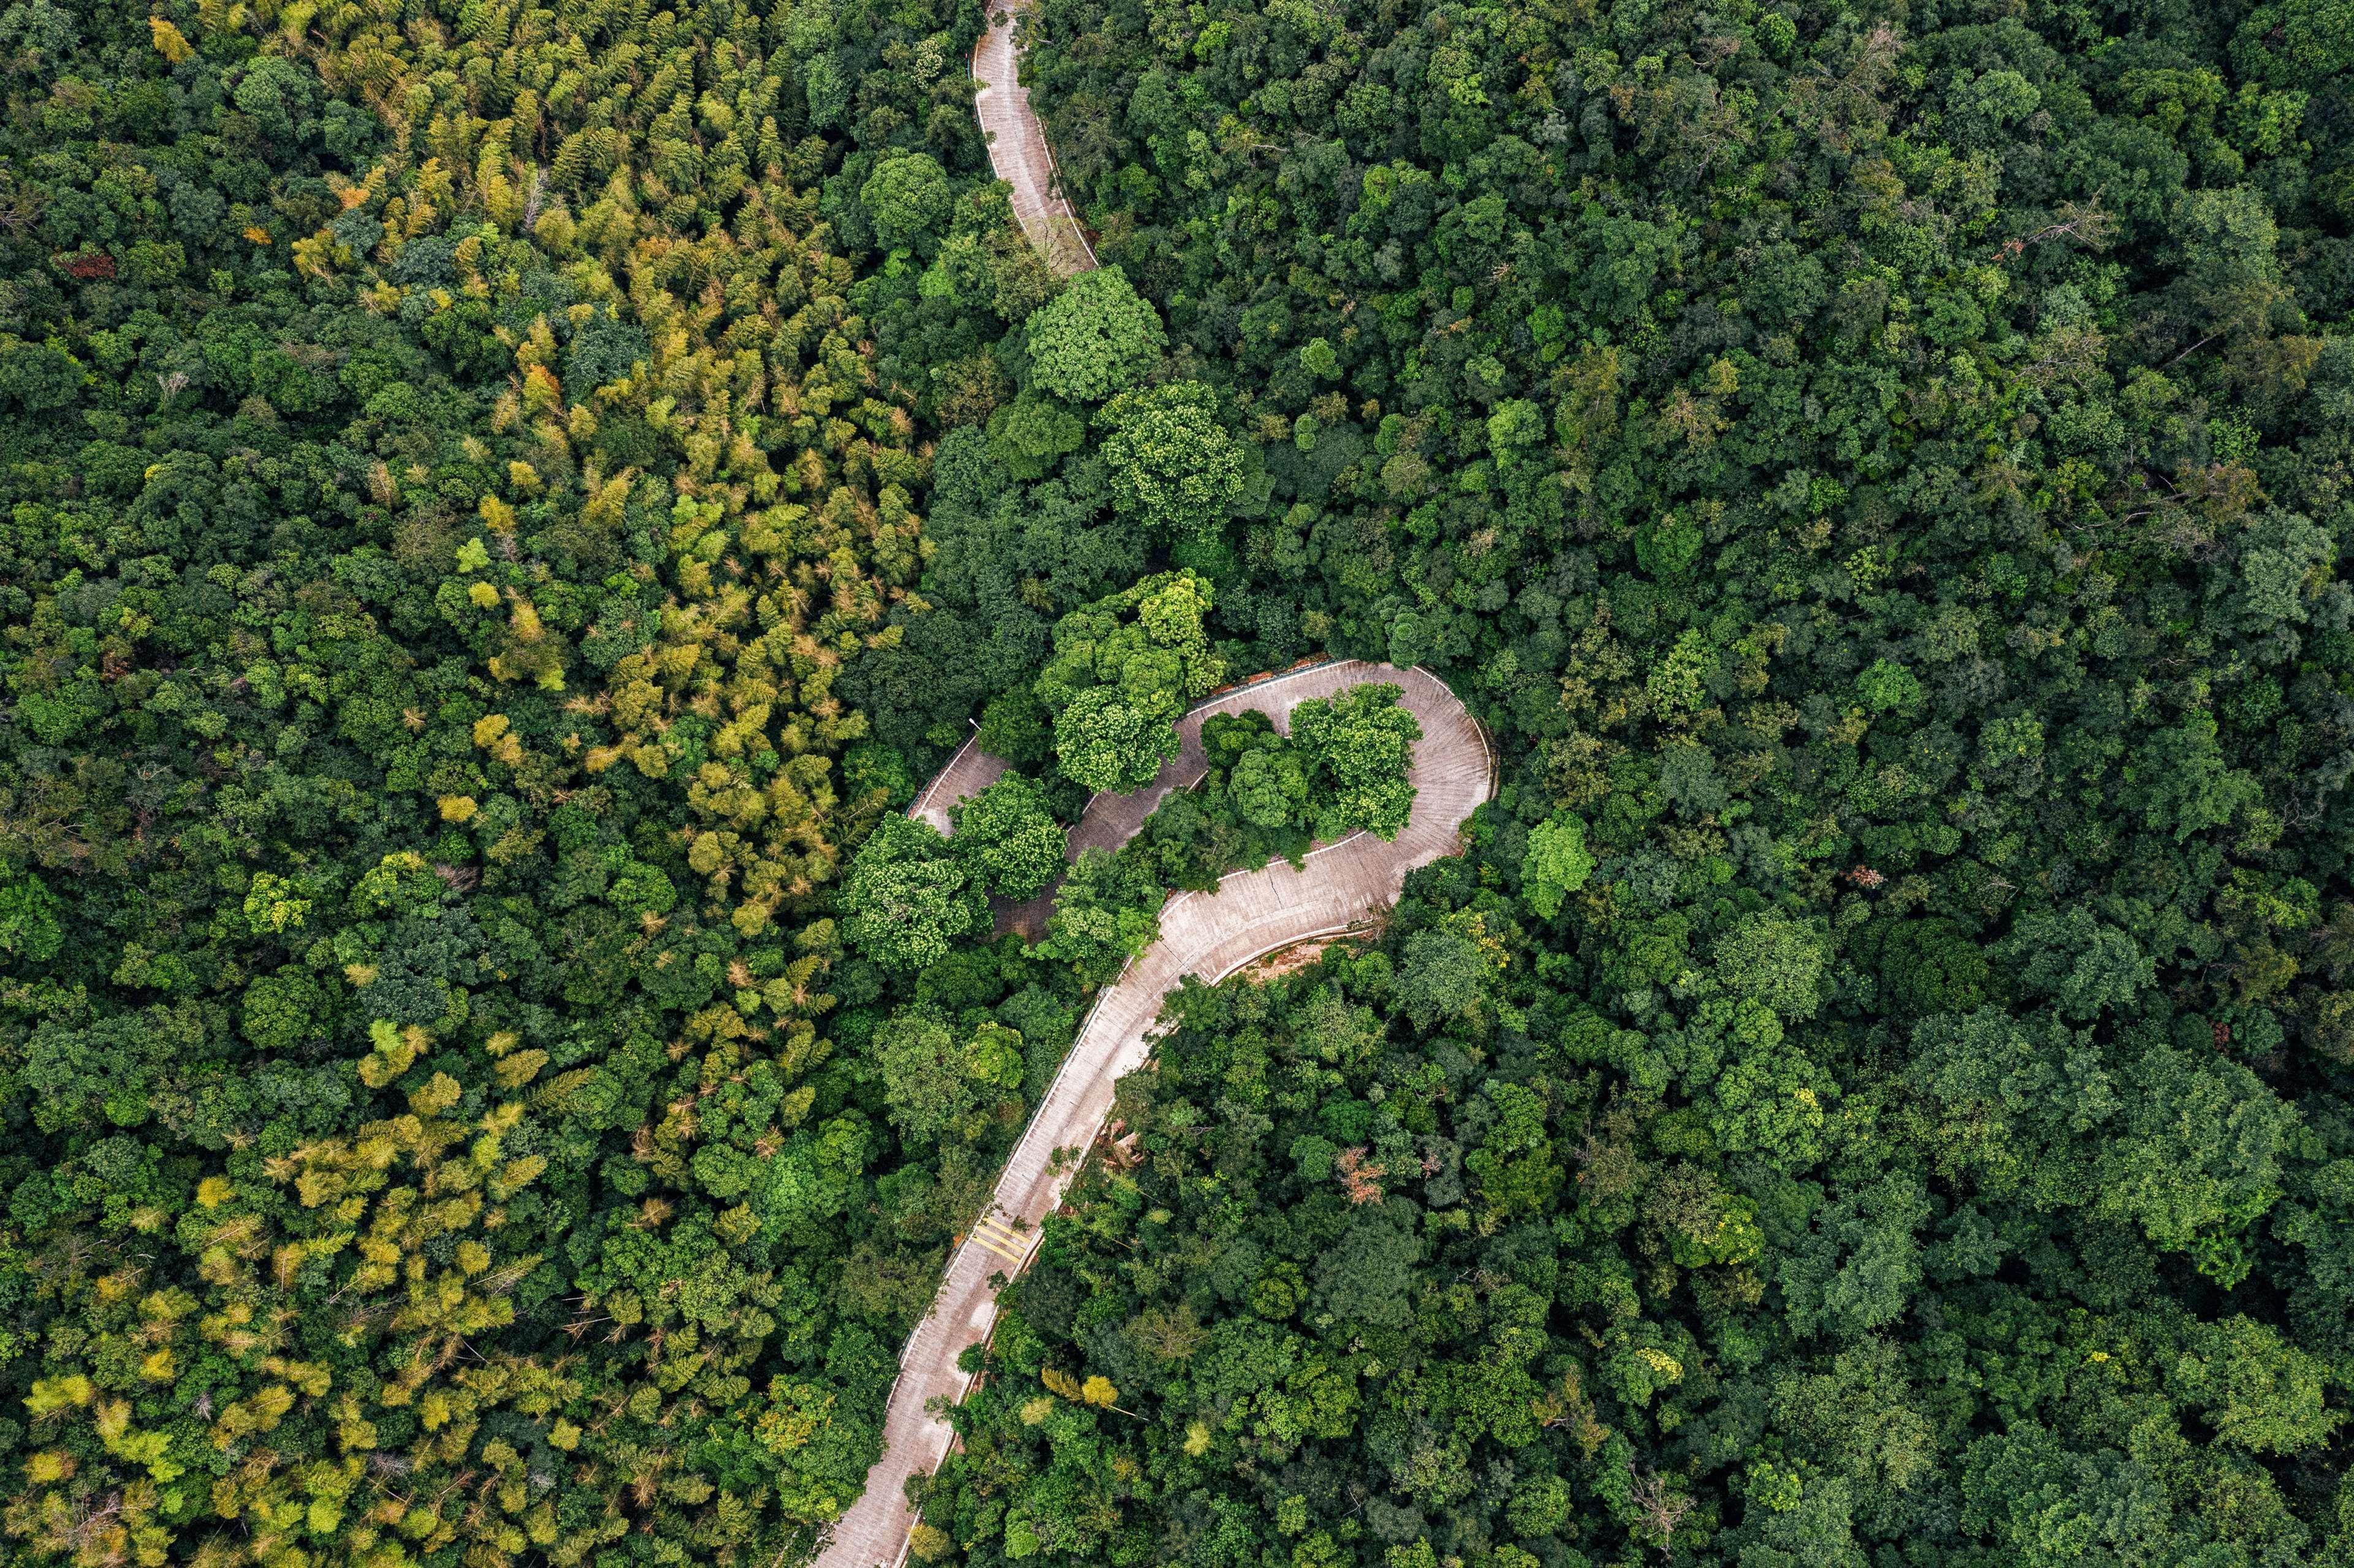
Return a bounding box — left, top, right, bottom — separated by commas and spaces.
2, 0, 1022, 1559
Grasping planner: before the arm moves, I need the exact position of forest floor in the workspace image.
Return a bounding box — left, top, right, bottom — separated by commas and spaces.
813, 662, 1495, 1568
1230, 931, 1367, 983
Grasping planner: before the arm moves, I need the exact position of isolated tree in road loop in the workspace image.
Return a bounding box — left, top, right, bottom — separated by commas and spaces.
1292, 682, 1423, 840
1055, 685, 1177, 794
953, 773, 1069, 899
1229, 742, 1310, 830
840, 815, 988, 972
1200, 709, 1311, 831
1024, 264, 1168, 402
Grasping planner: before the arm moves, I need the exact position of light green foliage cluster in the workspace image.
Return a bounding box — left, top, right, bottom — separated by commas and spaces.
872, 1007, 1028, 1142
863, 151, 955, 252
842, 815, 990, 972
1024, 265, 1168, 402
1056, 686, 1179, 794
1035, 847, 1168, 986
1037, 570, 1224, 793
1211, 710, 1312, 829
1523, 813, 1596, 918
1290, 681, 1425, 840
952, 774, 1070, 899
1096, 381, 1251, 538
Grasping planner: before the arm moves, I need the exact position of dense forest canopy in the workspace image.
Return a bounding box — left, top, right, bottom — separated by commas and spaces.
924, 0, 2354, 1561
1, 0, 2352, 1558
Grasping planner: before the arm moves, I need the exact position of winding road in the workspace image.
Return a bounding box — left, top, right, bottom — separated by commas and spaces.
816, 662, 1495, 1568
820, 27, 1494, 1568
972, 0, 1096, 276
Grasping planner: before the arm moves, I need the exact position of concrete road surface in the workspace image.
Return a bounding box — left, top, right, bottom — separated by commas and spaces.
813, 661, 1495, 1568
972, 0, 1096, 276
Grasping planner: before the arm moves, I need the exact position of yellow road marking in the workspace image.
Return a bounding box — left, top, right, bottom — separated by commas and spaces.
970, 1216, 1030, 1262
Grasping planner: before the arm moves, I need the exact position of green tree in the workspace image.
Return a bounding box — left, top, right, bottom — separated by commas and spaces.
841, 815, 989, 972
2170, 1315, 2342, 1455
2233, 0, 2354, 87
1056, 685, 1177, 794
2093, 1046, 2299, 1268
1230, 744, 1309, 829
1906, 1007, 2116, 1203
1038, 848, 1164, 985
1036, 570, 1222, 718
1024, 265, 1167, 402
872, 1007, 1028, 1143
1768, 1337, 1938, 1515
1712, 913, 1828, 1020
952, 774, 1068, 899
987, 390, 1087, 479
1311, 1203, 1422, 1330
978, 687, 1056, 770
0, 872, 62, 962
1960, 1426, 2184, 1568
1397, 926, 1487, 1028
862, 151, 954, 251
1856, 658, 1922, 714
2124, 714, 2262, 842
1292, 682, 1422, 840
1095, 381, 1247, 538
1523, 813, 1595, 918
241, 970, 325, 1052
2005, 908, 2155, 1022
1778, 1176, 1932, 1340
